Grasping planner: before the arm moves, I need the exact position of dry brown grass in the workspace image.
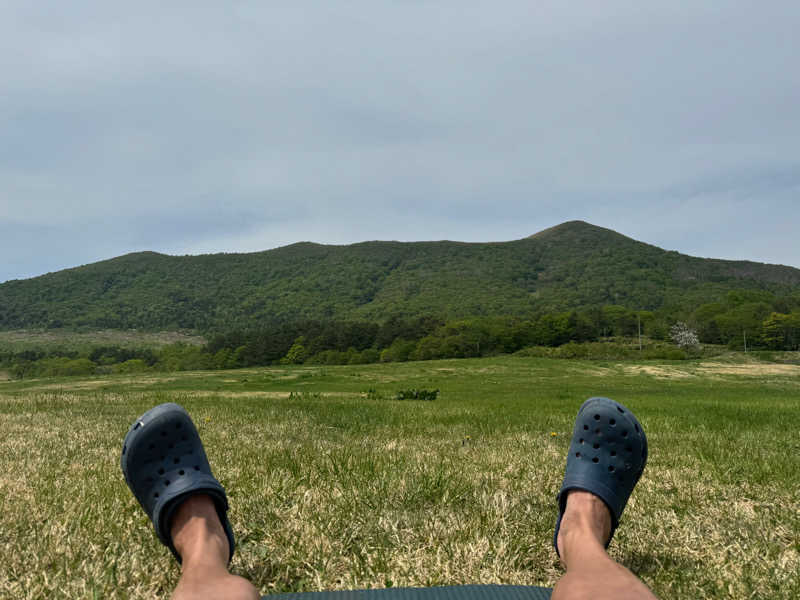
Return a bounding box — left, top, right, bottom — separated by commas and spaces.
622, 365, 695, 379
1, 356, 798, 599
0, 329, 206, 349
696, 362, 800, 376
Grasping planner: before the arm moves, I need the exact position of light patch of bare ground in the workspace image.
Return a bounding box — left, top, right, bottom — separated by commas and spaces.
28, 375, 181, 391
189, 390, 293, 399
696, 362, 800, 377
11, 370, 243, 392
574, 365, 614, 377
622, 365, 695, 379
432, 365, 510, 376
471, 366, 511, 375
350, 372, 402, 383
188, 391, 362, 399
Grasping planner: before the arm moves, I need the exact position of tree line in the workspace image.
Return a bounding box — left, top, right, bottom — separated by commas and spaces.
2, 293, 799, 379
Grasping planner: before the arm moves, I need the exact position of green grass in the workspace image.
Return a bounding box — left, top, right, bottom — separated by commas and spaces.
0, 329, 206, 353
1, 356, 798, 599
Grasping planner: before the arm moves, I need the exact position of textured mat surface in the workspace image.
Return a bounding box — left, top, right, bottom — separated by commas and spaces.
265, 584, 552, 600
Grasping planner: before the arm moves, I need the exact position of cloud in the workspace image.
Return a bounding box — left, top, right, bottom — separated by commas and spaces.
1, 1, 799, 282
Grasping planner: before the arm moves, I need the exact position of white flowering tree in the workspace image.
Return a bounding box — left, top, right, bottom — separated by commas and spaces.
670, 322, 699, 350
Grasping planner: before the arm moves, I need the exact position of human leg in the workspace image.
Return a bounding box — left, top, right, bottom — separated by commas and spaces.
170, 494, 259, 600
551, 491, 657, 600
551, 397, 656, 600
121, 403, 259, 599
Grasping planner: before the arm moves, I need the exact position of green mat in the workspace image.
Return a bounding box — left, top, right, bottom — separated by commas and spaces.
265, 584, 552, 600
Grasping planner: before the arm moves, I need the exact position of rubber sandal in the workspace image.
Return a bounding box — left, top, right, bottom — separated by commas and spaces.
553, 397, 647, 557
121, 402, 235, 564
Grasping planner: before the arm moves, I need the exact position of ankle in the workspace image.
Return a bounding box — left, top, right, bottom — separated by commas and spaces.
171, 494, 230, 569
557, 491, 612, 564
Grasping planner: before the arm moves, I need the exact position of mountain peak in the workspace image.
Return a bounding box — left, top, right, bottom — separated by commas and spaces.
527, 220, 628, 241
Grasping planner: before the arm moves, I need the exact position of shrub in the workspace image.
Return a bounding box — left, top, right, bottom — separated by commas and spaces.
380, 339, 417, 362
643, 348, 687, 360
35, 357, 97, 377
114, 359, 150, 374
395, 389, 439, 401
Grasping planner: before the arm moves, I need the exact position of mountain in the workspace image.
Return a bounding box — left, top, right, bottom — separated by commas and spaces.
1, 221, 799, 332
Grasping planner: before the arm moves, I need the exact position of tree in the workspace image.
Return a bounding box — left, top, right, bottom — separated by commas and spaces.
670, 322, 699, 350
762, 312, 800, 350
280, 336, 308, 365
380, 338, 417, 362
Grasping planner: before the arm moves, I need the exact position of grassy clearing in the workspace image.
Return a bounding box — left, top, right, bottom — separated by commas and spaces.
0, 329, 205, 352
0, 356, 798, 599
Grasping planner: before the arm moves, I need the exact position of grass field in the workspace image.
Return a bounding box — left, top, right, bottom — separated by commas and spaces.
0, 329, 206, 353
1, 355, 798, 599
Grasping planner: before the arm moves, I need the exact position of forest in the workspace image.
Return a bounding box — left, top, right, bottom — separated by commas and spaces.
3, 290, 799, 378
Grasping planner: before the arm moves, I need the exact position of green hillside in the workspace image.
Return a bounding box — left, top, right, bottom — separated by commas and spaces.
2, 221, 799, 331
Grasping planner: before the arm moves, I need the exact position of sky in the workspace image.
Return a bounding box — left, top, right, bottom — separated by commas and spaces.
2, 1, 799, 283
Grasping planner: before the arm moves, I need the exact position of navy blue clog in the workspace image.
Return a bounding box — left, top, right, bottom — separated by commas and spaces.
121, 402, 235, 563
554, 397, 648, 556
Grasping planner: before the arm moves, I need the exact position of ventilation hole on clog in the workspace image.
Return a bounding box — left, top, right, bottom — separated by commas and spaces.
575, 452, 581, 458
133, 423, 141, 430
617, 407, 624, 413
579, 438, 585, 444
154, 492, 159, 498
593, 414, 600, 420
181, 435, 187, 441
174, 457, 180, 464
593, 443, 600, 449
176, 423, 182, 429
608, 466, 615, 472
622, 430, 628, 437
626, 446, 633, 453
158, 468, 165, 475
609, 419, 616, 426
179, 469, 185, 475
583, 425, 589, 431
635, 424, 640, 433
611, 450, 617, 457
122, 445, 127, 454
595, 428, 602, 435
194, 465, 200, 471
592, 457, 599, 463
164, 480, 170, 486
160, 431, 167, 437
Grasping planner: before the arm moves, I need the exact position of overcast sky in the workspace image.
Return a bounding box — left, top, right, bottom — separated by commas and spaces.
2, 1, 799, 283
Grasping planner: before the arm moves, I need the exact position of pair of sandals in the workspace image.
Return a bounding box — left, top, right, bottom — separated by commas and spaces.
121, 397, 648, 565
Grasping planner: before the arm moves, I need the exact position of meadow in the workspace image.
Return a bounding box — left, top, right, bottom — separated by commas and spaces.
0, 355, 798, 599
0, 329, 205, 353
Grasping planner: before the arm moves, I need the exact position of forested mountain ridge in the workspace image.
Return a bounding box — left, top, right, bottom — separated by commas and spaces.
2, 220, 799, 332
